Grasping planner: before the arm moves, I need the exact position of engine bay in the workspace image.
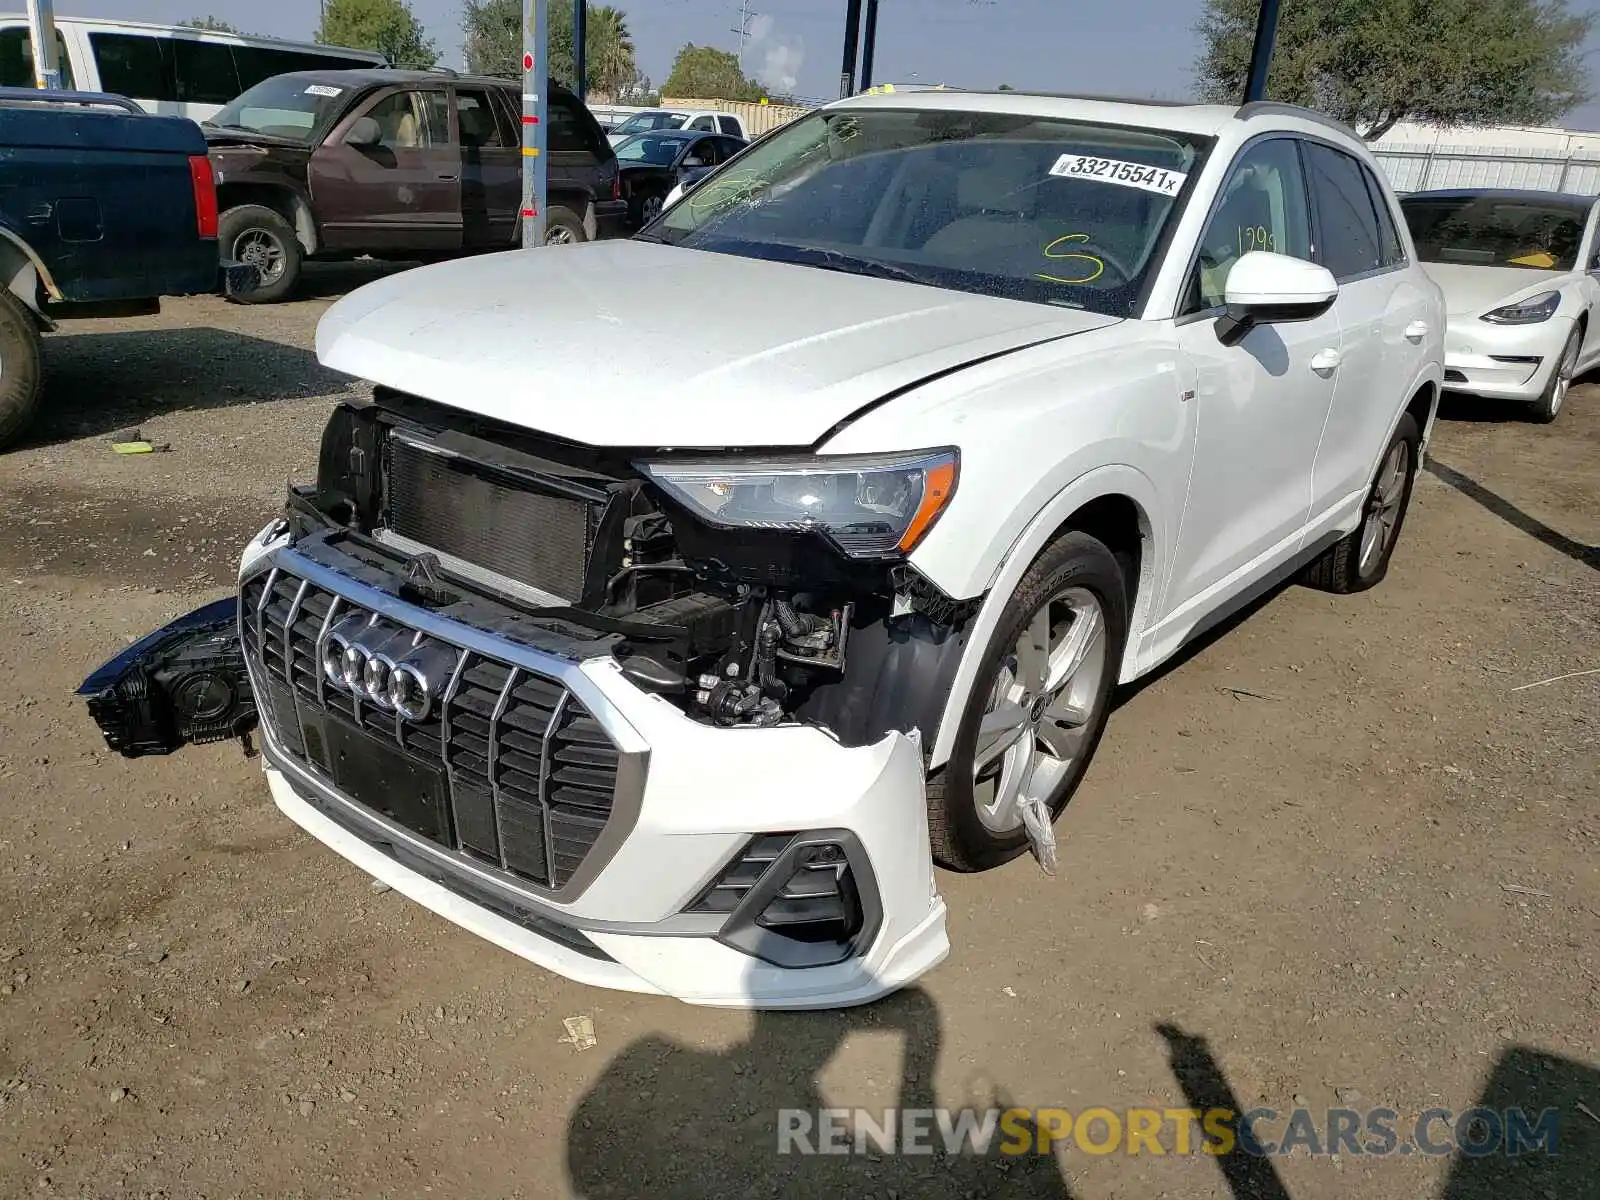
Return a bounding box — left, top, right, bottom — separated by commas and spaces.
286, 390, 976, 746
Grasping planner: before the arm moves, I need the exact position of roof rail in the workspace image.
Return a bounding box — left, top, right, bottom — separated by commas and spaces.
0, 87, 143, 115
1234, 100, 1361, 139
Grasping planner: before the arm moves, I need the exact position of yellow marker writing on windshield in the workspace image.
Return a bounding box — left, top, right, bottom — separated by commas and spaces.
1036, 233, 1105, 286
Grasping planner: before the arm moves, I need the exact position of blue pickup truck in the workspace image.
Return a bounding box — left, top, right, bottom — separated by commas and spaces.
0, 88, 254, 446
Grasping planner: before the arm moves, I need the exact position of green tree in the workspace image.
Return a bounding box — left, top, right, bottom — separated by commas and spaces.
318, 0, 437, 69
463, 1, 637, 99
1195, 0, 1593, 139
179, 16, 242, 32
661, 43, 764, 101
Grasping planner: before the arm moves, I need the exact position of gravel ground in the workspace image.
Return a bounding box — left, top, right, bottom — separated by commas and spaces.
0, 271, 1596, 1199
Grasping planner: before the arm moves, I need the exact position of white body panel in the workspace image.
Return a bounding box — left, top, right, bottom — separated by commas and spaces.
0, 15, 384, 121
281, 93, 1447, 1005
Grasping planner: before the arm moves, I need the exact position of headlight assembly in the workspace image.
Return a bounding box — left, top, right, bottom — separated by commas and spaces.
638, 449, 958, 558
1481, 291, 1560, 325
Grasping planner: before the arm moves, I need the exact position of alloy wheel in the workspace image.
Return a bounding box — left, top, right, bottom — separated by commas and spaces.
1359, 439, 1410, 574
1551, 335, 1579, 416
641, 195, 664, 224
546, 226, 576, 246
971, 588, 1109, 833
233, 229, 286, 285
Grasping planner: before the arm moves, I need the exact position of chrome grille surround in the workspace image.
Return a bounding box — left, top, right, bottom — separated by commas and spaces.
239, 544, 648, 903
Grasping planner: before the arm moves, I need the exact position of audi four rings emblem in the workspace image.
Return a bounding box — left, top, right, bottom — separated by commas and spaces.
321, 615, 457, 721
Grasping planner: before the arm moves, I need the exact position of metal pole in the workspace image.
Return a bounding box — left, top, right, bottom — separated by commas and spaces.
25, 0, 62, 90
1242, 0, 1282, 104
839, 0, 862, 99
573, 0, 586, 101
860, 0, 879, 91
521, 0, 549, 248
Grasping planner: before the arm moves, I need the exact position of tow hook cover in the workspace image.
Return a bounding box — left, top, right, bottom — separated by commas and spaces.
77, 598, 256, 758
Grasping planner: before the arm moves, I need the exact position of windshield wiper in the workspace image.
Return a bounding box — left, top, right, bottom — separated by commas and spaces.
778, 246, 937, 287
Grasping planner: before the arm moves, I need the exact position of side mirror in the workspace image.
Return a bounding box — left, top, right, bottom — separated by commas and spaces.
1216, 251, 1338, 347
344, 117, 382, 148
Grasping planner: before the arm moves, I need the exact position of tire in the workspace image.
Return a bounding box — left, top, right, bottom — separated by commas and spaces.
1301, 412, 1420, 594
1531, 326, 1580, 425
926, 531, 1129, 872
543, 206, 587, 246
0, 288, 43, 450
633, 190, 665, 229
219, 205, 302, 304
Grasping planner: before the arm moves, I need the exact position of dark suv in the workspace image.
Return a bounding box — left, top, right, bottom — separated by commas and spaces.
203, 69, 624, 302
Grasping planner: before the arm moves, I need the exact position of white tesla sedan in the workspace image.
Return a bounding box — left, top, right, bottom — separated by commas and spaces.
1401, 188, 1600, 423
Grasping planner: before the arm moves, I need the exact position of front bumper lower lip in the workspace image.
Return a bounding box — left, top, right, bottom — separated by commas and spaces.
1443, 314, 1572, 400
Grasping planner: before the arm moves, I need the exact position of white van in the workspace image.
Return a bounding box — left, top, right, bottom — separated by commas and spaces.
0, 16, 386, 121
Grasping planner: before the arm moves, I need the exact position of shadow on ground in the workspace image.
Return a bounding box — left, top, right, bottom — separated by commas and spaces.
1425, 458, 1598, 570
1442, 1046, 1600, 1200
293, 257, 421, 301
26, 327, 350, 446
564, 988, 1076, 1198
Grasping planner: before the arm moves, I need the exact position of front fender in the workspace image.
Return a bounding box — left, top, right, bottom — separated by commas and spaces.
919, 464, 1164, 767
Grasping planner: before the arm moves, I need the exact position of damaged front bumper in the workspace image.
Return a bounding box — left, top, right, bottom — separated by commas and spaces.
79, 521, 948, 1009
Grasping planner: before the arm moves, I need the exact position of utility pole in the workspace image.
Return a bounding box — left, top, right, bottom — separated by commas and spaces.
838, 0, 862, 98
573, 0, 586, 101
521, 0, 549, 248
25, 0, 62, 90
730, 0, 758, 73
1242, 0, 1282, 103
859, 0, 880, 91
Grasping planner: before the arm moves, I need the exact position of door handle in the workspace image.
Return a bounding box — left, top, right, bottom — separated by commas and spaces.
1311, 348, 1342, 375
437, 173, 460, 182
1404, 320, 1429, 342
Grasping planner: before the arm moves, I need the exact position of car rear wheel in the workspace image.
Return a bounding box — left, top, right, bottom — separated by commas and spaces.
1532, 327, 1580, 424
926, 531, 1128, 872
1302, 412, 1420, 594
0, 288, 43, 449
544, 206, 587, 246
639, 192, 665, 226
220, 205, 302, 305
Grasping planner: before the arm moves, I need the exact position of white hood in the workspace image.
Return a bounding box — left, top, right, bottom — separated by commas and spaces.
316, 241, 1116, 449
1422, 263, 1568, 317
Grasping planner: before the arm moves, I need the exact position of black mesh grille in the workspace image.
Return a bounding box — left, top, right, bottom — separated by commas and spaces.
241, 568, 621, 891
384, 434, 600, 602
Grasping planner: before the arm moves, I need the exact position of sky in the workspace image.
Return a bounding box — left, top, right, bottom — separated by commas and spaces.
37, 0, 1600, 129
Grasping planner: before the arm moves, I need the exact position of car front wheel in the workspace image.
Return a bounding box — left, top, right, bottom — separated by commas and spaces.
1532, 327, 1580, 424
926, 531, 1128, 872
220, 205, 302, 305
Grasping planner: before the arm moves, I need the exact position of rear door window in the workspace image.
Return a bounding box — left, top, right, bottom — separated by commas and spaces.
455, 89, 505, 147
90, 32, 174, 101
686, 114, 715, 132
1305, 143, 1386, 281
717, 115, 742, 136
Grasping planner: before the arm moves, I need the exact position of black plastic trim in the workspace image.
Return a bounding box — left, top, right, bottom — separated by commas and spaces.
717, 830, 882, 970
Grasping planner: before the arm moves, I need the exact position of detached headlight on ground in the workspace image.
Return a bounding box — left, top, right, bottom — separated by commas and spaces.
1481, 291, 1560, 324
638, 449, 958, 558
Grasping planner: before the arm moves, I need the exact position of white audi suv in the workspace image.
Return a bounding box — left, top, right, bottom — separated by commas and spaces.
82, 89, 1445, 1009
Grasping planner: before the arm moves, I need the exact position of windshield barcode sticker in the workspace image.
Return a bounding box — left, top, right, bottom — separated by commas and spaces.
1049, 154, 1186, 196
304, 85, 343, 98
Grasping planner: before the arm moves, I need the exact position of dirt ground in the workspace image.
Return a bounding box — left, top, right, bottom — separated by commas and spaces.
0, 269, 1595, 1200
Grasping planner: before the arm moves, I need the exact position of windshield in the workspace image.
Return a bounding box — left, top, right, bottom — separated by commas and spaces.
1401, 196, 1589, 271
615, 134, 687, 165
648, 107, 1209, 314
207, 76, 349, 143
616, 111, 688, 135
